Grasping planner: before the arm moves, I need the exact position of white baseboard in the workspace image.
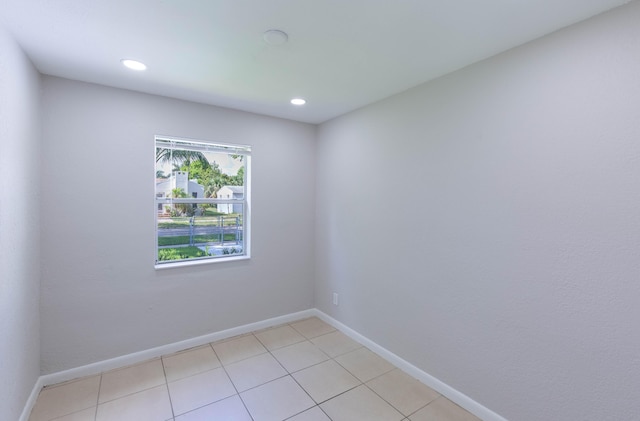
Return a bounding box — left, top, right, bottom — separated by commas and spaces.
23, 308, 506, 421
312, 309, 509, 421
40, 309, 315, 387
21, 309, 315, 420
19, 376, 45, 421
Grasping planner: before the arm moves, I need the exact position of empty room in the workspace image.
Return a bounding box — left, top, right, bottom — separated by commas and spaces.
1, 1, 639, 420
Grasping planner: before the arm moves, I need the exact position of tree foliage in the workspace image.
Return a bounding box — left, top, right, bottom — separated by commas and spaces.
157, 148, 244, 199
170, 188, 192, 216
177, 158, 244, 198
156, 148, 210, 169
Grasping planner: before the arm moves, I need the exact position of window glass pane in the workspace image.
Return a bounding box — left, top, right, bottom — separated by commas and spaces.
155, 137, 248, 266
157, 204, 244, 263
155, 150, 245, 202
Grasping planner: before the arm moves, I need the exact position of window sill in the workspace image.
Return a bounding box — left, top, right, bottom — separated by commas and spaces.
155, 254, 250, 270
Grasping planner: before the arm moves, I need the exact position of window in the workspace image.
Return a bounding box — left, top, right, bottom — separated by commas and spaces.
155, 136, 251, 267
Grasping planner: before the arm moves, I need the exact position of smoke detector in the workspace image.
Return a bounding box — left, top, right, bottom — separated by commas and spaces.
263, 29, 288, 45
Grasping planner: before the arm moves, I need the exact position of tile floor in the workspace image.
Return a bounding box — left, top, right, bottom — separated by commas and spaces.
28, 317, 482, 421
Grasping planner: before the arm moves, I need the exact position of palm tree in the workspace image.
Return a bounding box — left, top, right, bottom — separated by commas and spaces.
204, 183, 219, 199
170, 188, 190, 216
156, 148, 210, 170
171, 187, 188, 198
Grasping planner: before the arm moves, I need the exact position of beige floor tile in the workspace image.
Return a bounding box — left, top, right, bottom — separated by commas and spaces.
367, 369, 440, 416
225, 352, 287, 391
174, 395, 251, 421
255, 325, 306, 350
99, 359, 165, 403
335, 347, 395, 382
292, 360, 361, 404
287, 406, 331, 421
50, 407, 96, 421
254, 322, 288, 332
29, 375, 100, 421
290, 317, 336, 339
167, 367, 236, 416
240, 376, 315, 421
320, 385, 404, 421
271, 341, 330, 373
96, 385, 172, 421
162, 345, 221, 382
310, 331, 362, 358
210, 332, 254, 345
29, 320, 479, 421
409, 396, 481, 421
212, 334, 267, 365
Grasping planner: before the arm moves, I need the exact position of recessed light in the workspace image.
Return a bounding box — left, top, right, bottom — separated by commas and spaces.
121, 59, 147, 71
291, 98, 306, 106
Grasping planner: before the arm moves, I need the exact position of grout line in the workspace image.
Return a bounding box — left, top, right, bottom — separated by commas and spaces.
92, 365, 168, 406
163, 365, 223, 383
93, 374, 102, 421
93, 383, 172, 406
282, 405, 322, 420
160, 355, 176, 420
280, 322, 366, 409
342, 359, 441, 419
318, 405, 333, 421
29, 312, 490, 421
315, 383, 364, 406
210, 332, 269, 366
260, 333, 323, 420
361, 380, 410, 418
41, 317, 429, 421
404, 395, 442, 419
170, 396, 246, 420
229, 371, 290, 394
35, 317, 346, 421
210, 340, 255, 421
281, 319, 414, 417
286, 372, 322, 412
360, 369, 443, 419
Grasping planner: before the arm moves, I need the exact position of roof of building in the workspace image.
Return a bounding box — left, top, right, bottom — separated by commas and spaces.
219, 185, 244, 194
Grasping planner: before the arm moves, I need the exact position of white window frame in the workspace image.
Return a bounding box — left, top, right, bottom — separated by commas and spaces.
154, 135, 251, 268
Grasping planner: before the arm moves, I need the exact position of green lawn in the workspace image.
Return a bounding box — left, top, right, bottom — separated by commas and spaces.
157, 246, 207, 261
204, 208, 225, 217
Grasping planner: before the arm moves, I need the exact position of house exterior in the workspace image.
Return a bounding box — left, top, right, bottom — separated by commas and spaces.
216, 185, 244, 214
156, 171, 204, 213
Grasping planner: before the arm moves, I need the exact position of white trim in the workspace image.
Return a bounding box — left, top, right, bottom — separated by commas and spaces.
243, 154, 251, 263
155, 136, 252, 156
23, 308, 507, 421
38, 309, 315, 388
19, 376, 45, 421
312, 310, 509, 421
154, 135, 251, 266
155, 254, 249, 269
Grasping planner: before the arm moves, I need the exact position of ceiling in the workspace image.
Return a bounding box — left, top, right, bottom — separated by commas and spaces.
0, 0, 632, 124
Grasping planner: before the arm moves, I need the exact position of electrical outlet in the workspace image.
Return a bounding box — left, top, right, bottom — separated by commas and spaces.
333, 292, 339, 306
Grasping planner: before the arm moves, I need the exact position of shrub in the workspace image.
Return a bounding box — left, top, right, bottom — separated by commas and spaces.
158, 247, 206, 261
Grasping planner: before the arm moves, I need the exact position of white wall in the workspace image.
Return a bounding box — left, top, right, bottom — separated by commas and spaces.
0, 27, 42, 421
316, 3, 640, 421
40, 77, 316, 373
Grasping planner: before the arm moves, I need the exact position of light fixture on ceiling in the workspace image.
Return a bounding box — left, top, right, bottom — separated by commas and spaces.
291, 98, 306, 106
263, 29, 288, 46
121, 59, 147, 71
